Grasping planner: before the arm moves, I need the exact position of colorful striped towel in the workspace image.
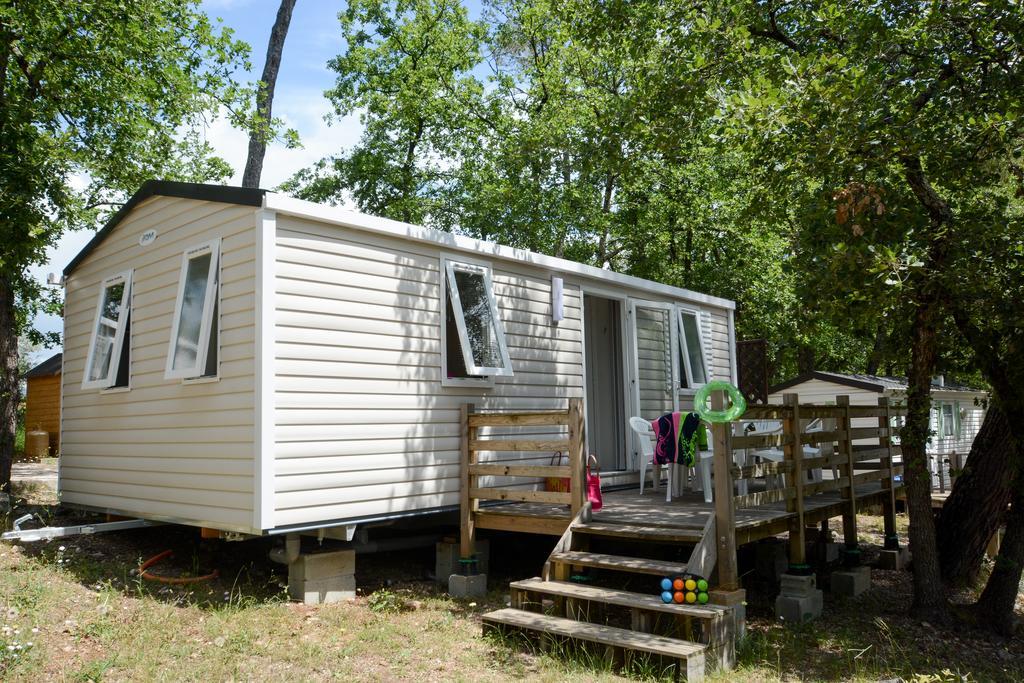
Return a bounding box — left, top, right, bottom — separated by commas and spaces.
651, 411, 706, 467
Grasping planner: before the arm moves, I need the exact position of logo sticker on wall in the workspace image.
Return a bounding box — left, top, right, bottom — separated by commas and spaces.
139, 229, 157, 247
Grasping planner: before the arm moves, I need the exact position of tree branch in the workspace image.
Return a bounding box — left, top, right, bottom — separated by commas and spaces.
748, 8, 803, 54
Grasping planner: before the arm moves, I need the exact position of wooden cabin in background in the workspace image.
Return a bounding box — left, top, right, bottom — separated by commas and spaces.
24, 352, 62, 455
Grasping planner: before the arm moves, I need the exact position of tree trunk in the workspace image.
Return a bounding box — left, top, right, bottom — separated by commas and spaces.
937, 406, 1014, 584
796, 344, 815, 374
0, 276, 20, 494
865, 323, 886, 375
901, 297, 950, 622
973, 475, 1024, 636
241, 0, 297, 189
900, 154, 954, 623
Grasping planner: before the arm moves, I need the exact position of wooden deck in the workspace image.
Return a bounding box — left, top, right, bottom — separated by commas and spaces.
476, 481, 895, 546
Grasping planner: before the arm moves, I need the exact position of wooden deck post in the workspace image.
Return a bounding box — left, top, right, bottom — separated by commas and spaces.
782, 394, 807, 571
459, 403, 477, 561
568, 398, 585, 518
836, 396, 859, 564
711, 390, 739, 590
878, 397, 900, 550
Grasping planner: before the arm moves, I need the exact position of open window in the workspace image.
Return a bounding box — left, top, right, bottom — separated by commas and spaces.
165, 240, 220, 380
441, 256, 512, 384
82, 271, 133, 390
676, 308, 710, 390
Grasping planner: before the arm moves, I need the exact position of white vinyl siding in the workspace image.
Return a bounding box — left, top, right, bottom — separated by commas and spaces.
60, 196, 257, 533
270, 215, 735, 528
928, 394, 984, 456
271, 215, 585, 528
768, 379, 886, 446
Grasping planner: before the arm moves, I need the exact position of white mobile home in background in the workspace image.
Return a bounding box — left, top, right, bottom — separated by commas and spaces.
768, 371, 988, 486
60, 181, 737, 537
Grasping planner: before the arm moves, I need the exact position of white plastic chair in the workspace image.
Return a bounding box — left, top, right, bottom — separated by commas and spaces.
742, 418, 827, 486
629, 416, 713, 503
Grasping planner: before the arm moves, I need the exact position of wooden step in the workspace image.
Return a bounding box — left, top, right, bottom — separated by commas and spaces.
482, 607, 705, 681
549, 550, 689, 577
510, 578, 728, 625
572, 521, 704, 544
511, 578, 735, 671
591, 511, 713, 532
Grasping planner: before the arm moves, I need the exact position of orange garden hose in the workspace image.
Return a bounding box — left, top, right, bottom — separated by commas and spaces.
139, 549, 219, 584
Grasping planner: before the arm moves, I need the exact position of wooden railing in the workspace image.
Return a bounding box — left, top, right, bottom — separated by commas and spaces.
712, 394, 906, 588
459, 398, 586, 561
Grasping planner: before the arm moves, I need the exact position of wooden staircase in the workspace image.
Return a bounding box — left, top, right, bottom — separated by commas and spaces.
482, 503, 735, 682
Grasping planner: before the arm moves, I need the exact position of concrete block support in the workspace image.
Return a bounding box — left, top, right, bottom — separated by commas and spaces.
448, 573, 487, 598
288, 549, 356, 605
436, 539, 490, 584
831, 565, 871, 598
876, 546, 911, 571
775, 573, 822, 624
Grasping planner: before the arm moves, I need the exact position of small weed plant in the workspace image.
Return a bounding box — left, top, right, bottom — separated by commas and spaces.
368, 588, 405, 614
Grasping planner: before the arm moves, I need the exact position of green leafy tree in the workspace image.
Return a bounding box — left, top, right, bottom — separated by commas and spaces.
720, 0, 1023, 622
0, 0, 252, 492
290, 0, 830, 381
283, 0, 487, 225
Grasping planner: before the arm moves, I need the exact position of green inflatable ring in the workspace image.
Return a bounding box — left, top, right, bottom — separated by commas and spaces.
694, 381, 747, 423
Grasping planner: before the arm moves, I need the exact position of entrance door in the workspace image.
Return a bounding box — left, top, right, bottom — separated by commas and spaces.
583, 295, 626, 470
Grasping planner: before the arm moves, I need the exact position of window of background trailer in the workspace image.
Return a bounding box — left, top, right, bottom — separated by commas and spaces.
166, 240, 220, 380
441, 257, 513, 384
82, 270, 132, 390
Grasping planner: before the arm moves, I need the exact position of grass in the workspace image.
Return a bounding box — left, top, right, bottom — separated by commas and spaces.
1, 486, 1021, 682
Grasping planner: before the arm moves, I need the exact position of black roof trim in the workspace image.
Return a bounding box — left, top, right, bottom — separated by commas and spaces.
768, 371, 885, 395
24, 352, 62, 379
63, 180, 266, 276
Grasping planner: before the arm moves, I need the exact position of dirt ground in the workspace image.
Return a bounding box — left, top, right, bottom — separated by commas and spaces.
1, 491, 1021, 681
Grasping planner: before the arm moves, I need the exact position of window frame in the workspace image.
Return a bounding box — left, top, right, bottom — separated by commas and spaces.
936, 400, 960, 439
82, 270, 134, 391
165, 239, 221, 381
675, 306, 711, 393
440, 254, 513, 387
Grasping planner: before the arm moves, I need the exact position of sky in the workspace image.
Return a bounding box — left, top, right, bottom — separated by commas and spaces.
30, 0, 474, 362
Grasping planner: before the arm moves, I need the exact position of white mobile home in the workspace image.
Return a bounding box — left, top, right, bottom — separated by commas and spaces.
60, 181, 737, 536
768, 371, 988, 485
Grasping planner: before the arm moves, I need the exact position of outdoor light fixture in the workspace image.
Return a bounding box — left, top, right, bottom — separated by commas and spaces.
551, 275, 564, 323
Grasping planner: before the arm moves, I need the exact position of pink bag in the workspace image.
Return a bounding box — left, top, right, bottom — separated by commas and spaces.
586, 454, 603, 511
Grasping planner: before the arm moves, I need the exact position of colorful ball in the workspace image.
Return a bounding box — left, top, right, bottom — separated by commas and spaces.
660, 578, 673, 592
684, 578, 697, 591
697, 592, 709, 604
696, 579, 708, 592
661, 591, 673, 604
685, 591, 697, 604
672, 578, 685, 591
673, 591, 685, 604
